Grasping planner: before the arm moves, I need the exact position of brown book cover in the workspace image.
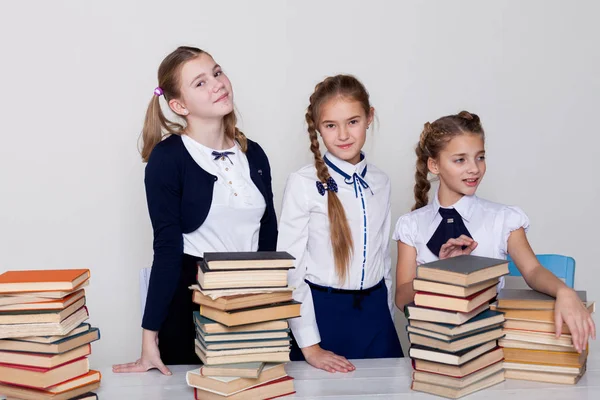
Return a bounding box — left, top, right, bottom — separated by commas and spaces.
413, 347, 504, 377
412, 361, 503, 389
492, 302, 595, 322
497, 289, 586, 310
504, 367, 584, 385
413, 278, 499, 298
0, 298, 86, 324
0, 280, 89, 300
193, 375, 295, 400
192, 290, 293, 311
199, 301, 301, 327
0, 344, 91, 368
195, 342, 290, 366
194, 313, 288, 334
186, 363, 286, 396
197, 261, 288, 290
414, 285, 497, 313
0, 379, 99, 400
503, 346, 587, 367
0, 290, 86, 312
0, 327, 100, 354
203, 252, 295, 270
0, 357, 89, 389
0, 270, 90, 294
503, 361, 585, 376
197, 362, 265, 378
502, 328, 574, 347
498, 339, 576, 353
411, 370, 504, 399
0, 307, 89, 339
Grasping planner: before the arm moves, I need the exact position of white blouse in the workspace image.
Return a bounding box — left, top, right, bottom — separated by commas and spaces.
393, 190, 530, 287
181, 134, 266, 257
277, 152, 394, 348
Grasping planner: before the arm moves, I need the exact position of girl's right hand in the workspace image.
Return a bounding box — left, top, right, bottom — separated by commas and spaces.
112, 329, 172, 375
301, 344, 355, 373
439, 235, 478, 259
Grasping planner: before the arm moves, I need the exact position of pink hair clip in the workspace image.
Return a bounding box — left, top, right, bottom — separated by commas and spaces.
154, 87, 164, 96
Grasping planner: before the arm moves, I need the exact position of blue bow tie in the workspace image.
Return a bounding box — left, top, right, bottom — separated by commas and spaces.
211, 151, 235, 165
324, 155, 372, 198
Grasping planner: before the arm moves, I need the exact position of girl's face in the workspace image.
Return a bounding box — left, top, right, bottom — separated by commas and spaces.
170, 53, 234, 119
428, 133, 486, 198
318, 97, 373, 165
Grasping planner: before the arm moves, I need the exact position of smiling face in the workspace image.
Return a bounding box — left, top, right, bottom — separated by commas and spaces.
317, 97, 373, 165
168, 53, 234, 119
428, 133, 487, 199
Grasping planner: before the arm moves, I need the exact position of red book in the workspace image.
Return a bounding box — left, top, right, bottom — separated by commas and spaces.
194, 376, 295, 400
414, 285, 497, 313
0, 356, 89, 389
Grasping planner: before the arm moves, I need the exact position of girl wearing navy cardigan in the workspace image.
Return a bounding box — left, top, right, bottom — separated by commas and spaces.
113, 46, 277, 374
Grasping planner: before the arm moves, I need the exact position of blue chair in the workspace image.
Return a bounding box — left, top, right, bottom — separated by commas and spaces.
507, 254, 575, 288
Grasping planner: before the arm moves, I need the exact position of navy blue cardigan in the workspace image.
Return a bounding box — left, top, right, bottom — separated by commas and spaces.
141, 134, 278, 331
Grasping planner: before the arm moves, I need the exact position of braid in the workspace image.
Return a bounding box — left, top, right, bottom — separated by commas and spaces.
413, 124, 433, 210
306, 104, 330, 183
306, 101, 353, 284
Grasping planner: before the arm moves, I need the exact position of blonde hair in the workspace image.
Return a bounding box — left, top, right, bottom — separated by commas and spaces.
413, 111, 485, 210
305, 74, 372, 283
140, 46, 247, 162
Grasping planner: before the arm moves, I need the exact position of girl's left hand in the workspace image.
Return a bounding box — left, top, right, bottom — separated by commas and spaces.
554, 287, 596, 353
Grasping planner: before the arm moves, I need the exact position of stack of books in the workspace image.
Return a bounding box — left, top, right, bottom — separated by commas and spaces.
186, 252, 300, 399
494, 288, 594, 384
405, 255, 509, 399
0, 269, 101, 399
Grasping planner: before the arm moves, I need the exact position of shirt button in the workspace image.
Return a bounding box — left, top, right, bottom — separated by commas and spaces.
234, 193, 238, 196
225, 168, 229, 171
213, 177, 218, 181
229, 181, 232, 185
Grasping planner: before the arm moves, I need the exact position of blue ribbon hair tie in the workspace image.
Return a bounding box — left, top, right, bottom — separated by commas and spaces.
316, 176, 338, 196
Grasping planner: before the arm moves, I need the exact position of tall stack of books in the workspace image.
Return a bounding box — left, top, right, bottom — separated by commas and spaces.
405, 255, 509, 399
0, 269, 101, 400
494, 288, 594, 384
186, 252, 300, 400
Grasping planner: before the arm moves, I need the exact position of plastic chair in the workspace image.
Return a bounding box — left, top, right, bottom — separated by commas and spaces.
507, 254, 575, 288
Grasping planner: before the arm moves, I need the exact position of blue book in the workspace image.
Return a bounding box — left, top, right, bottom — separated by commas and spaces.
408, 309, 505, 337
0, 326, 100, 354
409, 325, 504, 353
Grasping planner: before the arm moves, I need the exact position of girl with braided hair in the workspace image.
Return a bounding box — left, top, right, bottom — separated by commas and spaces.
394, 111, 595, 354
278, 74, 403, 373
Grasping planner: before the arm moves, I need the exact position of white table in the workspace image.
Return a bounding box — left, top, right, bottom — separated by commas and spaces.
96, 347, 600, 400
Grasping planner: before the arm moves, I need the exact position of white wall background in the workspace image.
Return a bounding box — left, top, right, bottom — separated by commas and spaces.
1, 0, 598, 368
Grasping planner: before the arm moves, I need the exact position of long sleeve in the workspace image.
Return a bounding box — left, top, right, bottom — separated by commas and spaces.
141, 148, 184, 331
277, 173, 320, 348
382, 184, 394, 316
256, 145, 278, 251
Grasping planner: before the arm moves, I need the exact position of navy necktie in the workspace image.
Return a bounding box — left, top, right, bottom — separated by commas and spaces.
426, 208, 473, 257
211, 151, 235, 165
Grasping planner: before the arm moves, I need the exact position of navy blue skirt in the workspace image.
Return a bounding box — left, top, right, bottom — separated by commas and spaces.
290, 279, 403, 360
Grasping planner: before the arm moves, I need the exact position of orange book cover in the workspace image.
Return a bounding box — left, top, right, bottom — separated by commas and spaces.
0, 270, 90, 293
46, 370, 101, 394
